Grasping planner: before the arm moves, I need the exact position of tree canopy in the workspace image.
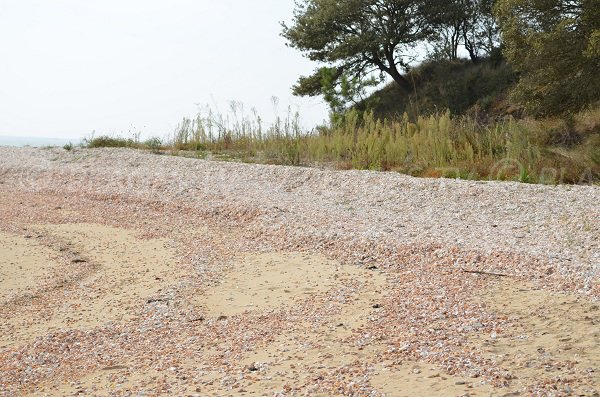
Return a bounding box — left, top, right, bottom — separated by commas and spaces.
281, 0, 434, 98
282, 0, 503, 111
283, 0, 600, 117
496, 0, 600, 115
429, 0, 500, 63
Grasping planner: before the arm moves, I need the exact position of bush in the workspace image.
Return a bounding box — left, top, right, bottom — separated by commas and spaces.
86, 136, 137, 148
144, 137, 162, 153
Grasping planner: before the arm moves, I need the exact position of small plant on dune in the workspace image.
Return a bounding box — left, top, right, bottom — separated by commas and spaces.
144, 137, 162, 154
85, 135, 138, 149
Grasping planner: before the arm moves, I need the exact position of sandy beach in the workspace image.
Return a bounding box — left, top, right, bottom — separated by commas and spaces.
1, 146, 599, 396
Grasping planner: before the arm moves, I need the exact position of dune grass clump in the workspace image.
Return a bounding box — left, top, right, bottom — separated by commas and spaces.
144, 137, 163, 154
84, 134, 165, 154
168, 102, 305, 166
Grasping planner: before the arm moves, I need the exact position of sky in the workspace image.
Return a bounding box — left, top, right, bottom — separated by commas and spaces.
0, 0, 331, 140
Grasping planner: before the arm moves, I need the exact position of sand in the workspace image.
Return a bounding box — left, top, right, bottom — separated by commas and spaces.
0, 232, 58, 306
470, 280, 600, 394
4, 224, 598, 396
1, 147, 599, 396
1, 224, 182, 349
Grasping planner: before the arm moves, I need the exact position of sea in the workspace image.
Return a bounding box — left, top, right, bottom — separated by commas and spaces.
0, 136, 80, 147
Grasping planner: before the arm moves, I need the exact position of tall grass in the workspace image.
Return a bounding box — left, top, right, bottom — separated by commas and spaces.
87, 104, 600, 184
168, 102, 305, 165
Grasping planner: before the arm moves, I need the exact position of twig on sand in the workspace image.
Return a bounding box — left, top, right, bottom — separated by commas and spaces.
461, 269, 512, 277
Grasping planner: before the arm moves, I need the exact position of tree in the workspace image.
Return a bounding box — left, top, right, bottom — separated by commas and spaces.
429, 0, 500, 63
496, 0, 600, 115
427, 1, 464, 61
463, 0, 500, 62
281, 0, 434, 99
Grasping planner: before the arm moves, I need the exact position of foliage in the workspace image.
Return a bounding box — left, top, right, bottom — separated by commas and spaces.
144, 137, 163, 153
496, 0, 600, 116
85, 133, 160, 152
357, 58, 517, 119
282, 0, 435, 95
283, 0, 599, 120
283, 0, 504, 112
294, 67, 378, 114
63, 142, 74, 151
85, 135, 138, 148
429, 0, 500, 63
169, 102, 305, 166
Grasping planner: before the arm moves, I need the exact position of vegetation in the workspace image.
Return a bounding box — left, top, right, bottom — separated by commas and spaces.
429, 0, 500, 63
356, 58, 517, 119
282, 0, 437, 100
85, 0, 600, 185
496, 0, 600, 116
144, 137, 163, 154
85, 135, 139, 149
283, 0, 503, 110
84, 134, 164, 153
86, 104, 599, 184
284, 0, 599, 118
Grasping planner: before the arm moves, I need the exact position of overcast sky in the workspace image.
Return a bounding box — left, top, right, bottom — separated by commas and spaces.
0, 0, 330, 140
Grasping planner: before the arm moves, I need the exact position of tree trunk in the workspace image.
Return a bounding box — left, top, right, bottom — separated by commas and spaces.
382, 48, 413, 94
388, 66, 413, 93
371, 49, 414, 94
467, 46, 480, 64
463, 31, 480, 64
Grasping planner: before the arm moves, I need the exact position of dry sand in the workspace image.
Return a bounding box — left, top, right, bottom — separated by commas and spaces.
1, 224, 183, 349
0, 232, 58, 306
0, 146, 599, 396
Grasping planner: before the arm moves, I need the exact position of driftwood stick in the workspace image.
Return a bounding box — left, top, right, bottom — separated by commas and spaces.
461, 269, 512, 277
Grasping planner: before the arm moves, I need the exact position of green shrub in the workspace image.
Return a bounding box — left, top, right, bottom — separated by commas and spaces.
86, 136, 136, 148
144, 137, 162, 153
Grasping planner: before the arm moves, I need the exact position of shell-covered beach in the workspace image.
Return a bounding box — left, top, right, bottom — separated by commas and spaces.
1, 147, 599, 396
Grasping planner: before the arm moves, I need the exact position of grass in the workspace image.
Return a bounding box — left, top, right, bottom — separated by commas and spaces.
83, 134, 164, 153
86, 104, 600, 185
85, 135, 139, 149
357, 58, 518, 120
